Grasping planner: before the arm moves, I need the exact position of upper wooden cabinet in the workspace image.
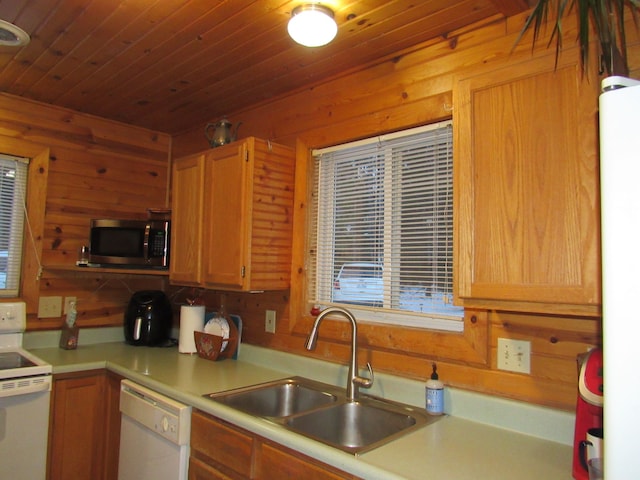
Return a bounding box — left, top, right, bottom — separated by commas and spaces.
170, 137, 295, 291
454, 56, 600, 316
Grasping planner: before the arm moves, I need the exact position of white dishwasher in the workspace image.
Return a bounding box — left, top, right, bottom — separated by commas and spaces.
118, 380, 191, 480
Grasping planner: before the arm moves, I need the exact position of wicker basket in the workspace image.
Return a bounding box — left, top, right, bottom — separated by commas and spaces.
194, 319, 238, 361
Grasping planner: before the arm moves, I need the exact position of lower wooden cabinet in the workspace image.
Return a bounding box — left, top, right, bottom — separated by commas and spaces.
47, 369, 123, 480
190, 409, 360, 480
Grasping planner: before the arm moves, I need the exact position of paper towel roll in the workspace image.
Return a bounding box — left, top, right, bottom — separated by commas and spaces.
179, 305, 205, 353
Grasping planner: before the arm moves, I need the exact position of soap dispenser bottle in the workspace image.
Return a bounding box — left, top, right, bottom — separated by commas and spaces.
426, 362, 444, 415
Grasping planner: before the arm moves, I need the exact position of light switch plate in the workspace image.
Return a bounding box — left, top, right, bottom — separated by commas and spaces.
497, 338, 531, 374
38, 296, 62, 318
265, 310, 276, 334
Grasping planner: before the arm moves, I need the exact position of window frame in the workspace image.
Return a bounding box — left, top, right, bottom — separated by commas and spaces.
287, 135, 487, 366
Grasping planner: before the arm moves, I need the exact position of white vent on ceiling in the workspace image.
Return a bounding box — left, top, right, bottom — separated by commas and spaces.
0, 19, 30, 47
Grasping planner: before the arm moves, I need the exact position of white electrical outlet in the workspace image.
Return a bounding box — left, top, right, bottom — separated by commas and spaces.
497, 338, 531, 374
38, 296, 63, 318
64, 296, 77, 314
265, 310, 276, 334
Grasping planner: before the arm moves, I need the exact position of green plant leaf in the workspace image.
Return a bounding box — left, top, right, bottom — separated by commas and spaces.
514, 0, 639, 75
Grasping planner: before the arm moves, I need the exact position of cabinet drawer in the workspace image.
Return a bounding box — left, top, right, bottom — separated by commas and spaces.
191, 410, 254, 478
259, 442, 354, 480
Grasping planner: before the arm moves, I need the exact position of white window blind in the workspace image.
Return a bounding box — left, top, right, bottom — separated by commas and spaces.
308, 121, 463, 331
0, 154, 28, 297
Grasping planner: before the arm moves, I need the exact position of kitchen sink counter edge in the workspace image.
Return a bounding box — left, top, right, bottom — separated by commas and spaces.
28, 338, 573, 480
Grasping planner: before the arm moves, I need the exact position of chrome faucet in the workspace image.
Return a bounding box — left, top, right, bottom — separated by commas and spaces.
305, 306, 374, 401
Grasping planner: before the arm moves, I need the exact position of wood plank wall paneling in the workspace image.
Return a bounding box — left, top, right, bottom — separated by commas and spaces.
170, 10, 639, 411
0, 92, 172, 328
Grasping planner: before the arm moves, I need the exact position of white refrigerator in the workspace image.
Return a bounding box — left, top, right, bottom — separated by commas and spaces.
599, 75, 640, 479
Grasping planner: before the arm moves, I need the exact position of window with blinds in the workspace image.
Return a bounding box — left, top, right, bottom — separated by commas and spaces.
308, 121, 464, 331
0, 154, 28, 297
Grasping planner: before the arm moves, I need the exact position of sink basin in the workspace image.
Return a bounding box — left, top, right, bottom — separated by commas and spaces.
205, 377, 337, 418
285, 399, 427, 454
204, 376, 439, 454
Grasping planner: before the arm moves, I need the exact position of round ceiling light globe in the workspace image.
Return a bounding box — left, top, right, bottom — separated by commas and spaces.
288, 5, 337, 48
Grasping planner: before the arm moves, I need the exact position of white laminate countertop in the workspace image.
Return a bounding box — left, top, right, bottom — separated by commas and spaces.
29, 339, 573, 480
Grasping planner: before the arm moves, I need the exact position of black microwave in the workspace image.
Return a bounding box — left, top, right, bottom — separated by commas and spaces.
89, 219, 170, 268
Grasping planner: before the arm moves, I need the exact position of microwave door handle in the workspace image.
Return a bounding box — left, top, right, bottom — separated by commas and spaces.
134, 316, 142, 340
143, 224, 151, 261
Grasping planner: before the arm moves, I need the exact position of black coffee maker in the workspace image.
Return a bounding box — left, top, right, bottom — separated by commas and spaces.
124, 290, 173, 346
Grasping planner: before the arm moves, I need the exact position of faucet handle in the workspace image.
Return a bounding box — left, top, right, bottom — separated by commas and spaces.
354, 362, 374, 389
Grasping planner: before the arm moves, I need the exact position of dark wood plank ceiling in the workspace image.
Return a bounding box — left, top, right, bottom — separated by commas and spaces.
0, 0, 531, 135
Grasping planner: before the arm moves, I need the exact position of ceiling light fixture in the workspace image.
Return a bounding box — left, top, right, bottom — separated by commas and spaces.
288, 4, 337, 48
0, 19, 30, 47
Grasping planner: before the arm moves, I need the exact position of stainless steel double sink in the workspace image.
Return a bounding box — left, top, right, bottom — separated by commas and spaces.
204, 376, 440, 454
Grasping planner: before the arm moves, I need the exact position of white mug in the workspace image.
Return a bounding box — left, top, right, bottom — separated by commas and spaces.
579, 427, 603, 470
